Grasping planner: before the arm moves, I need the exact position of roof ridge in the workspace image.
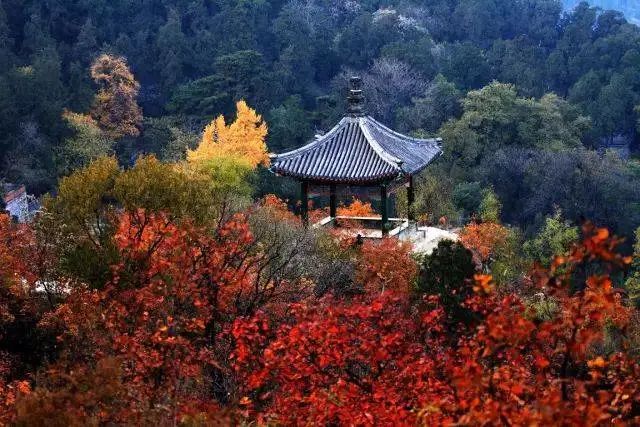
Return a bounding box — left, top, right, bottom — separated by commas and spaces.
357, 118, 403, 170
364, 116, 441, 145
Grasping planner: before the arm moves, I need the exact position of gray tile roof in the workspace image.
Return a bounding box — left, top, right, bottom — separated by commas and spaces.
270, 116, 442, 184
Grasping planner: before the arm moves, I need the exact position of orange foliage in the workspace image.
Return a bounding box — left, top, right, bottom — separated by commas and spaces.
308, 207, 327, 224
356, 238, 417, 293
443, 224, 635, 425
13, 358, 133, 425
230, 291, 448, 425
308, 198, 378, 226
4, 202, 640, 426
0, 215, 37, 338
12, 356, 230, 425
337, 198, 378, 218
89, 54, 142, 139
332, 198, 380, 231
31, 210, 260, 423
0, 214, 38, 425
232, 224, 640, 425
19, 207, 318, 424
0, 214, 36, 287
0, 378, 30, 425
259, 194, 299, 223
459, 221, 509, 265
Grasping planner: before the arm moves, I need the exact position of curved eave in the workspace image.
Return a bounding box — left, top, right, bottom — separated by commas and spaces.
269, 167, 402, 185
403, 148, 443, 176
360, 116, 443, 175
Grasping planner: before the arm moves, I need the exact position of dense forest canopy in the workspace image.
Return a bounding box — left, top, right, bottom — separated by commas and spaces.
2, 0, 640, 238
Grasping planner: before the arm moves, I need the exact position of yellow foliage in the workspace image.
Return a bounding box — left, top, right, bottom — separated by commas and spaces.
187, 100, 269, 169
58, 111, 116, 175
62, 110, 99, 127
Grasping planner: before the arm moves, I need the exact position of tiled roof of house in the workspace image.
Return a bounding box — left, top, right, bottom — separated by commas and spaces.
2, 184, 26, 204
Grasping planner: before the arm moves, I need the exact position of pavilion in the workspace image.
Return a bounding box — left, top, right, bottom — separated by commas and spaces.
269, 77, 442, 236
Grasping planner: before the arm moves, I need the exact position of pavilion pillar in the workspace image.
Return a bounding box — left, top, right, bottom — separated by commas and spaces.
329, 184, 337, 221
301, 181, 309, 227
380, 184, 389, 236
407, 175, 415, 222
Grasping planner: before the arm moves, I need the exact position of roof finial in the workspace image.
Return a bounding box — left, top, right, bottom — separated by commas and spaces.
347, 76, 365, 117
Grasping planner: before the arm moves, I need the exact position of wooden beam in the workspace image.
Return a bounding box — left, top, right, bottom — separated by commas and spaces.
329, 184, 337, 219
301, 181, 309, 227
381, 185, 389, 236
407, 175, 415, 221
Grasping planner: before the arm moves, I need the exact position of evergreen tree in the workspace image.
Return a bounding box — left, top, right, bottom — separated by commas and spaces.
73, 18, 99, 65
156, 8, 188, 91
523, 209, 579, 267
0, 0, 14, 73
479, 188, 502, 223
22, 13, 55, 57
267, 95, 312, 152
416, 239, 477, 324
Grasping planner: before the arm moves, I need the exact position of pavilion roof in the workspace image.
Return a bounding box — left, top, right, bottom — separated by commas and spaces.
270, 114, 442, 185
270, 76, 441, 185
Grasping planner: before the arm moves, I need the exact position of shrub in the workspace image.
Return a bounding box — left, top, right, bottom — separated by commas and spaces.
416, 239, 476, 323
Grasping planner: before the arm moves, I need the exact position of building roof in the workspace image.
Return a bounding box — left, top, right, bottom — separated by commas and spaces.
270, 77, 442, 185
2, 184, 26, 204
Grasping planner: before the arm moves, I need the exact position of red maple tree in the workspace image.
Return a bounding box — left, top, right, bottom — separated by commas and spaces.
356, 238, 417, 293
3, 205, 640, 426
0, 214, 37, 425
27, 210, 263, 423
231, 224, 640, 425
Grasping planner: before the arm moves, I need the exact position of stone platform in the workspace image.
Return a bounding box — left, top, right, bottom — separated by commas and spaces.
314, 216, 458, 255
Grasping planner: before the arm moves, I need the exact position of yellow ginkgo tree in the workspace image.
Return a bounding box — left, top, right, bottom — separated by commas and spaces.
187, 100, 269, 169
186, 100, 270, 221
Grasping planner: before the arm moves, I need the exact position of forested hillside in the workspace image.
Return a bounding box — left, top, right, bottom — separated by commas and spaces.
2, 0, 640, 237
